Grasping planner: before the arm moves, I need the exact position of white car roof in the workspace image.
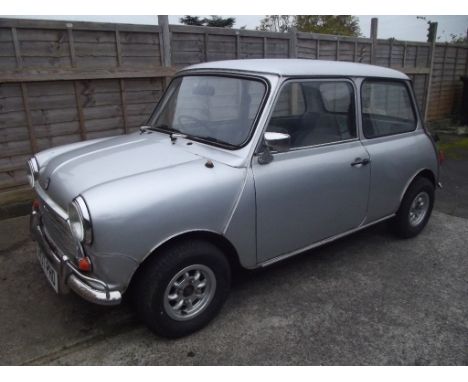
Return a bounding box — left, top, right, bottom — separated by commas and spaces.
183, 59, 409, 80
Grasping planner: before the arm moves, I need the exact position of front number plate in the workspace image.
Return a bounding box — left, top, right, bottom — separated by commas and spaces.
37, 248, 59, 293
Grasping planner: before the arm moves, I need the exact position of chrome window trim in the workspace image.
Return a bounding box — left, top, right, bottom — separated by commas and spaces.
359, 128, 423, 143
260, 137, 361, 158
285, 137, 359, 152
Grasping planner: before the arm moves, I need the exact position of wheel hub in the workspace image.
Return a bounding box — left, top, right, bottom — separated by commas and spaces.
163, 264, 216, 321
183, 285, 195, 297
409, 191, 430, 227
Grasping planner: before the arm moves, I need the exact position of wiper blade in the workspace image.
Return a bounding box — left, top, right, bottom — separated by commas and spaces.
140, 124, 172, 133
140, 125, 236, 148
140, 124, 176, 135
141, 124, 191, 144
195, 136, 236, 149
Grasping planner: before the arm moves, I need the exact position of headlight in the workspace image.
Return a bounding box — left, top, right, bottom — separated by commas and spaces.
26, 157, 39, 188
68, 196, 93, 244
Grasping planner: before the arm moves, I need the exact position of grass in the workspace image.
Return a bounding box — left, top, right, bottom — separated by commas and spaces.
438, 135, 468, 160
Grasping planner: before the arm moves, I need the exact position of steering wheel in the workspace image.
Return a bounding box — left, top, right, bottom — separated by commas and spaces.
177, 115, 211, 136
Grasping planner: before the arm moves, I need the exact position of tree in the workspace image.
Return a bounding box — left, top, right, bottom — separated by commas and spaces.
179, 16, 204, 26
179, 15, 236, 28
257, 15, 361, 37
257, 15, 295, 33
295, 15, 360, 36
204, 15, 235, 28
449, 32, 468, 44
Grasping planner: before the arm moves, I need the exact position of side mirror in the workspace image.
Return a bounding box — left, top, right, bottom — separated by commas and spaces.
258, 132, 291, 165
264, 132, 291, 152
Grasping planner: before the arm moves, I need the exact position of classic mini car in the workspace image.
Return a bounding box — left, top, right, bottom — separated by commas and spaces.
29, 59, 440, 337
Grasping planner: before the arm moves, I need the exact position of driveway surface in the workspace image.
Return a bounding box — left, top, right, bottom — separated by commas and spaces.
0, 151, 467, 365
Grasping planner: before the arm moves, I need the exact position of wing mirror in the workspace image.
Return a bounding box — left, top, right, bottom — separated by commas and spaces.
264, 132, 291, 152
258, 132, 291, 164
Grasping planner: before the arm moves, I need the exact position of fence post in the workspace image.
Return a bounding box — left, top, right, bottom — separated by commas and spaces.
158, 15, 172, 89
158, 15, 171, 67
423, 22, 438, 123
236, 31, 241, 59
370, 18, 378, 64
465, 28, 468, 75
289, 28, 297, 58
10, 27, 23, 68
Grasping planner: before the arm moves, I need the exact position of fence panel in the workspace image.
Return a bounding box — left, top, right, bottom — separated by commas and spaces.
0, 17, 467, 196
427, 44, 468, 121
0, 18, 170, 193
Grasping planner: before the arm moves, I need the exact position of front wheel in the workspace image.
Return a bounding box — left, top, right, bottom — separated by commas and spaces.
392, 177, 435, 238
134, 240, 231, 338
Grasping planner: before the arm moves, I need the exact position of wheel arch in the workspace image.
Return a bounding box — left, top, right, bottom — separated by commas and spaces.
126, 230, 242, 293
399, 168, 436, 204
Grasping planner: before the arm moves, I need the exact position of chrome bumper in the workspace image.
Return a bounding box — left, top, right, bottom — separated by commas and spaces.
30, 210, 122, 306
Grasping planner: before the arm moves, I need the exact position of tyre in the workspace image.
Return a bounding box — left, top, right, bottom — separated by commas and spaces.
134, 239, 231, 338
392, 176, 435, 238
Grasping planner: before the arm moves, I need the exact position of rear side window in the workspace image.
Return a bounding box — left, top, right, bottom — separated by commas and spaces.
361, 80, 416, 138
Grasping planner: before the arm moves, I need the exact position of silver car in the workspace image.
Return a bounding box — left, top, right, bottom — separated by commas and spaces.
28, 59, 439, 337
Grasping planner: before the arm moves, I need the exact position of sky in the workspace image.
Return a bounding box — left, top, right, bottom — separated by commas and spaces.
4, 15, 467, 42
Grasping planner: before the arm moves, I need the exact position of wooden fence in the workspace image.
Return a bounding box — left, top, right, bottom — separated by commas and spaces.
428, 43, 468, 121
0, 17, 467, 197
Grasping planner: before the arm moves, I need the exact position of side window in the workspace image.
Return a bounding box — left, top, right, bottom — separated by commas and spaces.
267, 80, 356, 148
361, 80, 417, 138
271, 82, 305, 118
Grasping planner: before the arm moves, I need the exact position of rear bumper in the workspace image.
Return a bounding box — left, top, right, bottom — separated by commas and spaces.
30, 210, 122, 306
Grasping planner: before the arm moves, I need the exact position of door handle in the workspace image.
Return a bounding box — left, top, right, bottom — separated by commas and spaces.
350, 158, 370, 167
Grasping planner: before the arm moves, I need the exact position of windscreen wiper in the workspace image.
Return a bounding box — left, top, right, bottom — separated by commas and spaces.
170, 132, 188, 143
195, 136, 236, 149
139, 124, 172, 134
140, 124, 189, 143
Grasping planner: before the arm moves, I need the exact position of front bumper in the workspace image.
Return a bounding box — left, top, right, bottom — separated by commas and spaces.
30, 210, 122, 306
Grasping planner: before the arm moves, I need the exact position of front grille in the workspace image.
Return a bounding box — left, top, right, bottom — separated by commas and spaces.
40, 200, 77, 259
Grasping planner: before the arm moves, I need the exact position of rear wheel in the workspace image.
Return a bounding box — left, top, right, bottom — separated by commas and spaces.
134, 239, 231, 338
392, 177, 435, 238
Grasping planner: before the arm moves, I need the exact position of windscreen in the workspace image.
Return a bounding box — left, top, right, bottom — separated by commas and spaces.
149, 75, 266, 147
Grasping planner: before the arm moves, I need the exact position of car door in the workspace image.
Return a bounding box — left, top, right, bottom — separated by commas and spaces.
252, 79, 371, 264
